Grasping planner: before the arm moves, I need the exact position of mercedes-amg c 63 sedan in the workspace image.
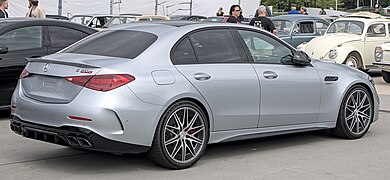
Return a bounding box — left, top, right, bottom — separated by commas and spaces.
10, 22, 380, 169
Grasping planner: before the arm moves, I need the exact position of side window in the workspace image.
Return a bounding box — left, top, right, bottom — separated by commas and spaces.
189, 29, 242, 63
367, 24, 386, 37
293, 21, 314, 34
172, 37, 197, 64
316, 21, 328, 35
48, 26, 84, 48
238, 30, 293, 64
0, 26, 42, 51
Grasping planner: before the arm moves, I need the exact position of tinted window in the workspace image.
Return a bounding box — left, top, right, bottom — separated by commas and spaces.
49, 26, 84, 48
0, 26, 42, 51
189, 29, 242, 63
238, 30, 293, 64
293, 22, 314, 34
172, 38, 197, 64
63, 30, 157, 59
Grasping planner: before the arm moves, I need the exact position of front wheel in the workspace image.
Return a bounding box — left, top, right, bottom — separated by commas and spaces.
147, 100, 209, 169
382, 70, 390, 83
332, 85, 373, 139
344, 52, 362, 69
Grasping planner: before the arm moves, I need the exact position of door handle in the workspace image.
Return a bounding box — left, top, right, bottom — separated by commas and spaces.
30, 56, 41, 58
263, 71, 278, 79
193, 73, 211, 81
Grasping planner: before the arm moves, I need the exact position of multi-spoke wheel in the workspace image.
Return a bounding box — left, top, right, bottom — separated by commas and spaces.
148, 100, 209, 169
332, 85, 373, 139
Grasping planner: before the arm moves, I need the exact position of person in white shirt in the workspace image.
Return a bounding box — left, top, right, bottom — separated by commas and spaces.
26, 0, 45, 18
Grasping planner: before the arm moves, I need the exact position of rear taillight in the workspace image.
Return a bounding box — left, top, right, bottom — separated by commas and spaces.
19, 69, 30, 79
66, 74, 135, 92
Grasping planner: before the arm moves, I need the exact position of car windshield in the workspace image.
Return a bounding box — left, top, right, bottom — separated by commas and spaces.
70, 16, 92, 25
326, 20, 364, 35
170, 16, 185, 20
272, 20, 292, 36
105, 17, 136, 27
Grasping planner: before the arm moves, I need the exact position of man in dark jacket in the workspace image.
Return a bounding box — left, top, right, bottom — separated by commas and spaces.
250, 5, 276, 35
0, 0, 9, 18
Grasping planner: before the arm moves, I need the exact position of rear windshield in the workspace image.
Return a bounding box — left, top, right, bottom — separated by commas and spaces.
63, 30, 158, 59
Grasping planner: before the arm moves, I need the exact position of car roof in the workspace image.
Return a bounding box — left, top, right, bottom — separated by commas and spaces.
0, 18, 97, 34
107, 21, 264, 36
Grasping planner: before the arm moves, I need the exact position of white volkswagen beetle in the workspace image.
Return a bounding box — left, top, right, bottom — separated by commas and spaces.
298, 12, 390, 70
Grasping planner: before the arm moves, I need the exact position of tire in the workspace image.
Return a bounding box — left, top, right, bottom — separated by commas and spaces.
331, 85, 373, 139
382, 70, 390, 83
147, 100, 209, 169
344, 52, 362, 69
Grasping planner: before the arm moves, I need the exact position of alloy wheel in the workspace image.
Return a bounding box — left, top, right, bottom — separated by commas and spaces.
163, 107, 206, 163
344, 89, 372, 135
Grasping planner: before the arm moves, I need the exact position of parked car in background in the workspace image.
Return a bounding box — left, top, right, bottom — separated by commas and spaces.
373, 43, 390, 82
137, 15, 171, 21
103, 16, 137, 28
271, 15, 330, 47
0, 18, 97, 110
298, 12, 390, 70
169, 15, 207, 21
10, 22, 379, 169
69, 14, 114, 28
204, 16, 227, 22
46, 14, 69, 21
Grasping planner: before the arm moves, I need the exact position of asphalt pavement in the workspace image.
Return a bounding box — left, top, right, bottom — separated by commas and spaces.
0, 74, 389, 179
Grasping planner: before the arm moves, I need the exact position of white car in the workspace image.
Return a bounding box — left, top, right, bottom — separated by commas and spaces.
373, 43, 390, 82
298, 12, 390, 70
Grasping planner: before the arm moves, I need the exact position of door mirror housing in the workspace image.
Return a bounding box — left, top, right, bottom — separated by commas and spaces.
0, 45, 8, 54
292, 50, 311, 66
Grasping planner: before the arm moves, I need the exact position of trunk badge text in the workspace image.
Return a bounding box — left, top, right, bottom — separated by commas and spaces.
76, 69, 93, 74
43, 63, 51, 72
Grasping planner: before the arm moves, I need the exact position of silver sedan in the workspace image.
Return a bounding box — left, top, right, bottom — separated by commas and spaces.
10, 22, 380, 169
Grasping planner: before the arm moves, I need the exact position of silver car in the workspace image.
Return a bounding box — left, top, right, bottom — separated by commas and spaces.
10, 22, 380, 169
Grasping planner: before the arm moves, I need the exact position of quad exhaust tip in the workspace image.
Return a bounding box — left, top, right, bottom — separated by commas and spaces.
66, 136, 93, 148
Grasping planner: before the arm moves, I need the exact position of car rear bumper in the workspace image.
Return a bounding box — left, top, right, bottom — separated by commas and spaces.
10, 115, 149, 153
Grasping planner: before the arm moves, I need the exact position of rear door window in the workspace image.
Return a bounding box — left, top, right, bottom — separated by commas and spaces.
0, 26, 43, 51
188, 29, 242, 63
48, 26, 86, 48
63, 30, 157, 59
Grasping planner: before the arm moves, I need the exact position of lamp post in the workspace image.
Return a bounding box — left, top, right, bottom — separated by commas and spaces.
58, 0, 62, 15
190, 0, 193, 15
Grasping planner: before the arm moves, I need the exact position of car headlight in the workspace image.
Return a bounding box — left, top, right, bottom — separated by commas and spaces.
375, 47, 383, 62
329, 49, 338, 59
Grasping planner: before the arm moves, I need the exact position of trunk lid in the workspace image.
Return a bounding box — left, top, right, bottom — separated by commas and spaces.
21, 53, 129, 103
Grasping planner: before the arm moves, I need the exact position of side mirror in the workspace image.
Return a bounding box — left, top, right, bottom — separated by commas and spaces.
0, 45, 8, 54
292, 51, 311, 66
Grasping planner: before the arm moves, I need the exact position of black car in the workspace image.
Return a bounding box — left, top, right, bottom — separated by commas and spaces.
0, 18, 97, 109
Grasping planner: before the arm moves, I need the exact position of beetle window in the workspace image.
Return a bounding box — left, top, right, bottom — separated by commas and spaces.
367, 24, 386, 37
273, 20, 292, 36
293, 22, 314, 34
327, 21, 364, 35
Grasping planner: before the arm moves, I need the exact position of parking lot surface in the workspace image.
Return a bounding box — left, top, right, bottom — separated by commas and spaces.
0, 75, 389, 179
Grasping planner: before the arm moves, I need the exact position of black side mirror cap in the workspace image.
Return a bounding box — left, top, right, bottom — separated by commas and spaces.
292, 51, 311, 66
0, 45, 8, 54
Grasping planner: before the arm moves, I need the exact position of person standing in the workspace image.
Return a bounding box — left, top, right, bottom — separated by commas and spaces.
319, 8, 326, 15
216, 7, 224, 16
0, 0, 9, 18
288, 4, 300, 14
226, 5, 241, 24
300, 6, 308, 15
26, 0, 45, 18
249, 5, 276, 35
